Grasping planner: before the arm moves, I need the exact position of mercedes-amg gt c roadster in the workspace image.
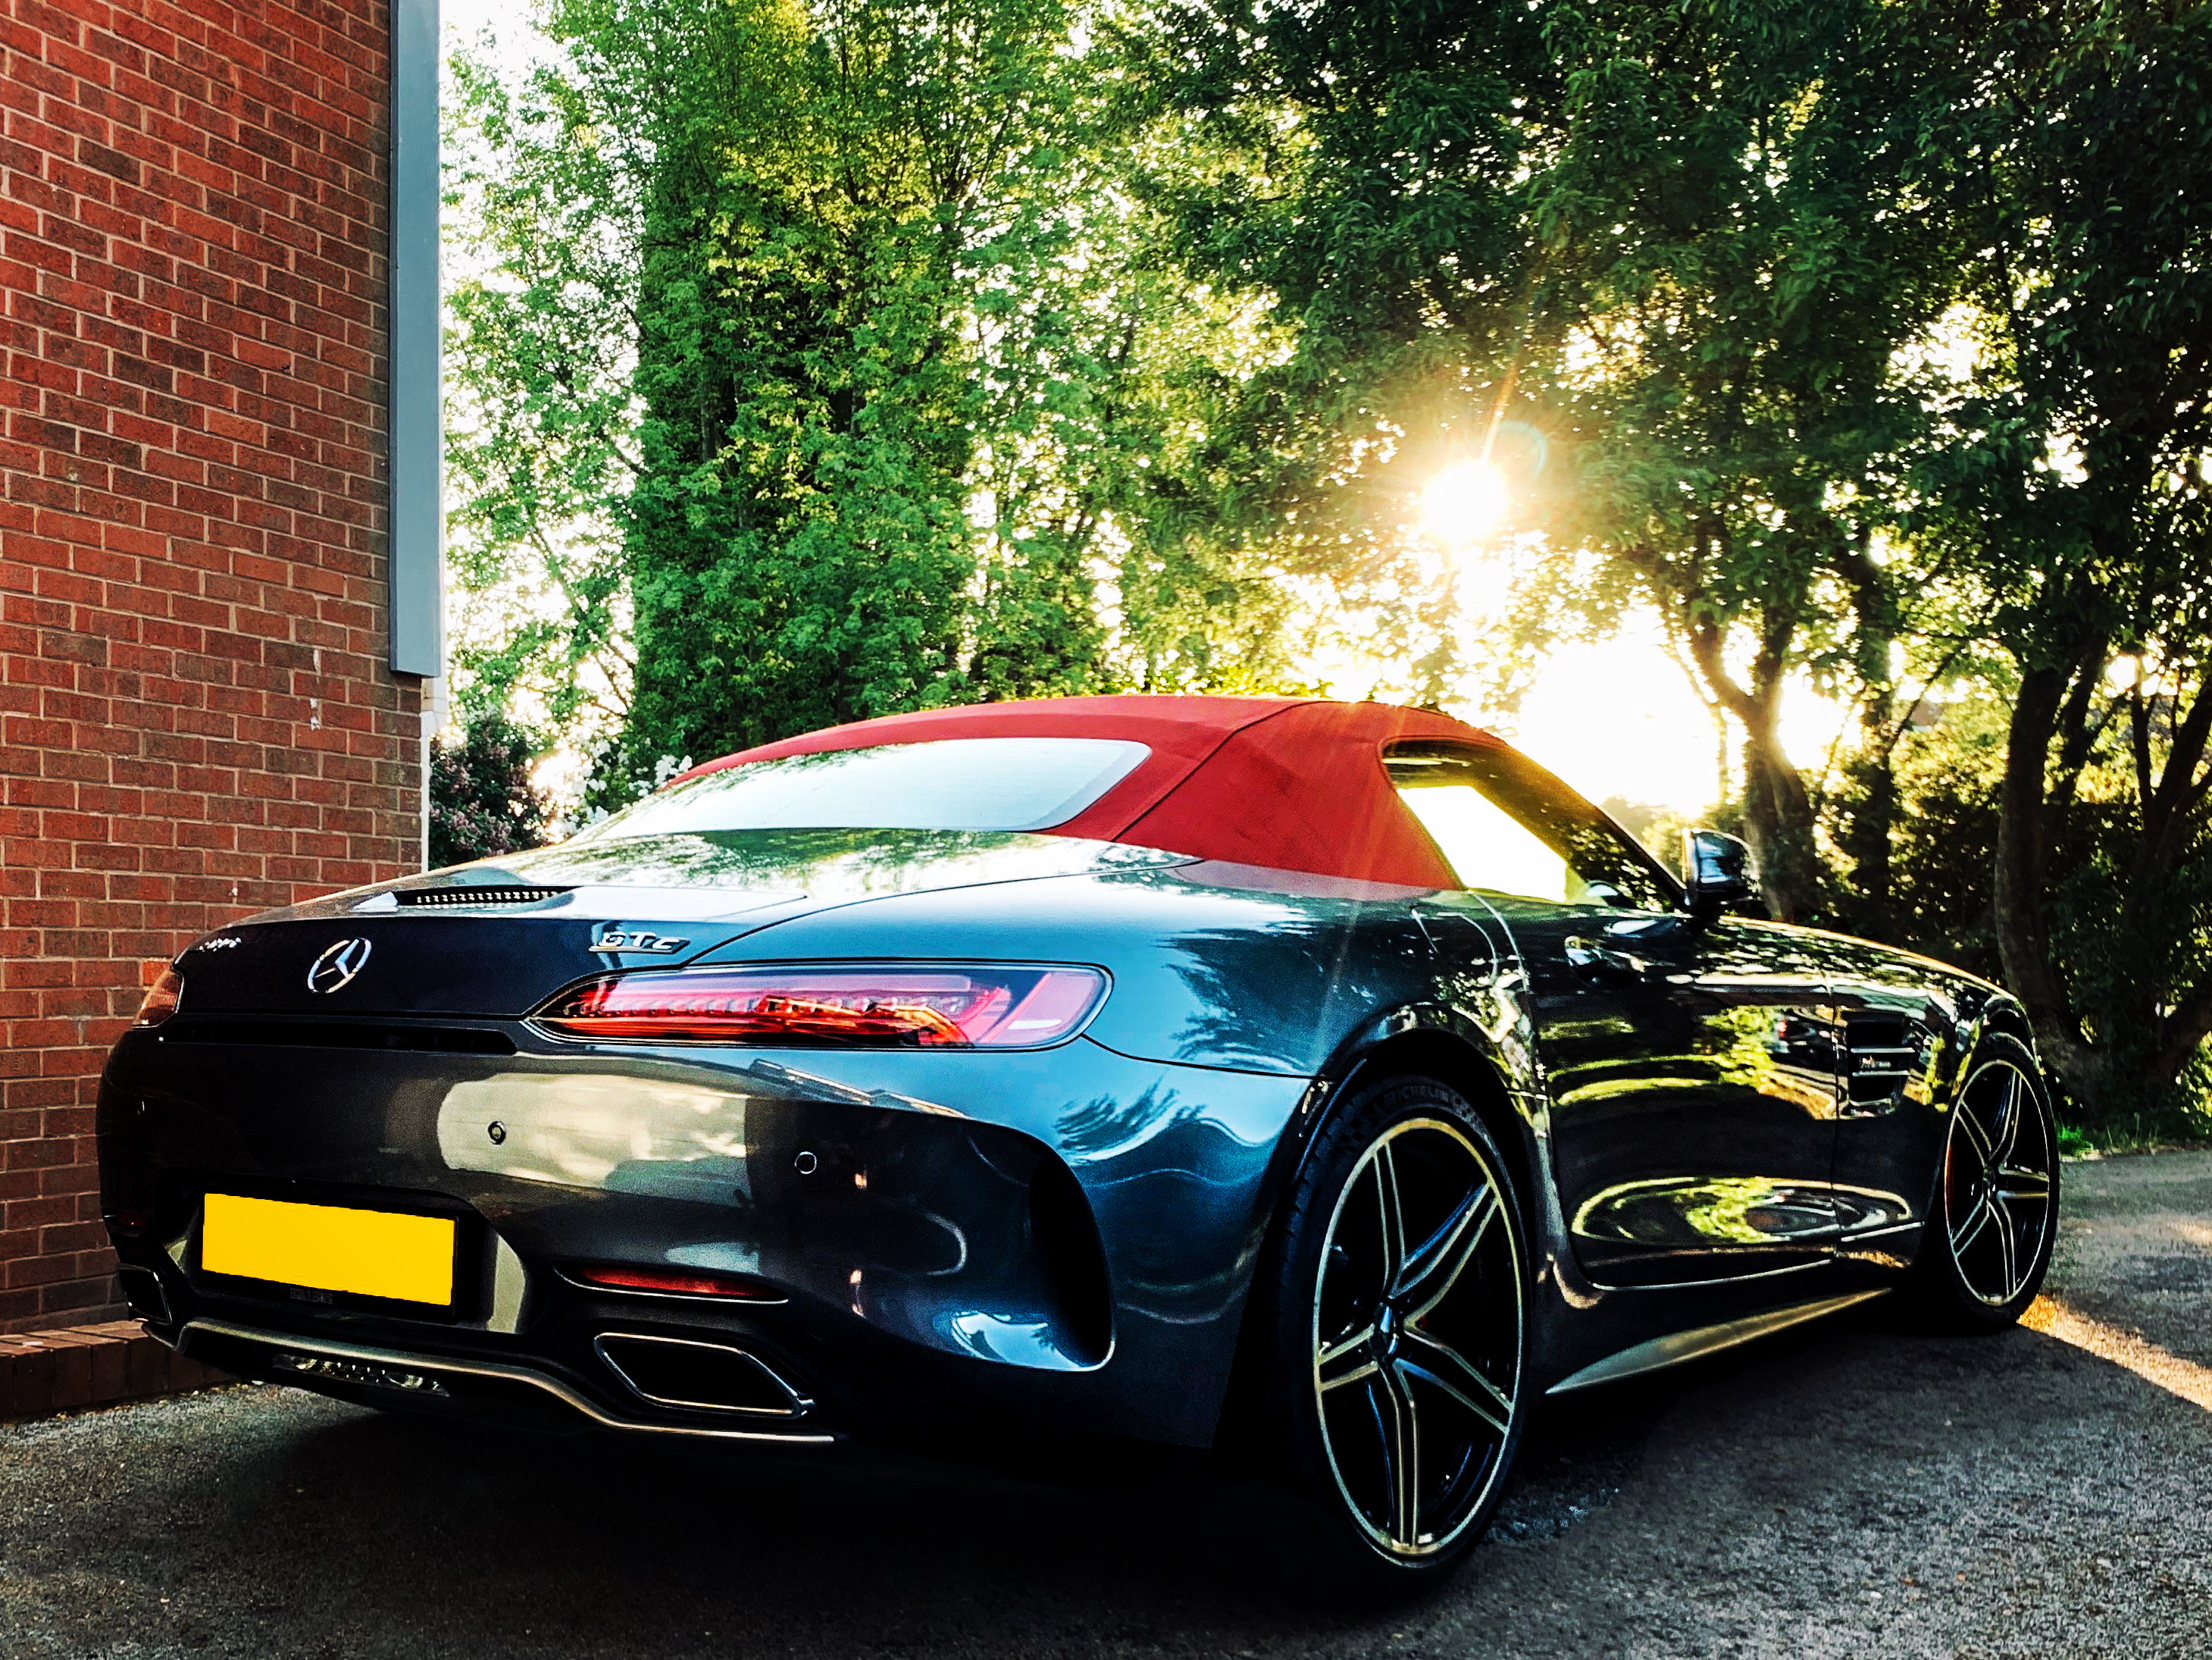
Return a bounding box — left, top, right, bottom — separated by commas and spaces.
98, 696, 2059, 1585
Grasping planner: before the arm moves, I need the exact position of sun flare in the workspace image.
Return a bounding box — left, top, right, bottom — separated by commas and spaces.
1419, 460, 1511, 551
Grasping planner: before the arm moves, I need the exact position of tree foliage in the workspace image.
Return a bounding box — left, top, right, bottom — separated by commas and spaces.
443, 45, 640, 738
1129, 0, 1566, 697
1903, 0, 2212, 1119
445, 0, 1322, 813
1146, 0, 1975, 923
1530, 0, 1969, 924
428, 713, 555, 869
1136, 0, 2212, 1125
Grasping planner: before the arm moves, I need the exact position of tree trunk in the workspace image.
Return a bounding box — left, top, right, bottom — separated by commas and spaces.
1676, 598, 1819, 922
1840, 692, 1898, 941
1992, 662, 2102, 1104
1834, 534, 1900, 938
1738, 709, 1820, 924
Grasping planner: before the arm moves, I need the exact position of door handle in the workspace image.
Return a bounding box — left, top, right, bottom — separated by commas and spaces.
1565, 936, 1647, 983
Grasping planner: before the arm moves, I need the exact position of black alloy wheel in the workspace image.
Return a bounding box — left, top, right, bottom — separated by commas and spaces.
1256, 1074, 1527, 1586
1919, 1032, 2060, 1330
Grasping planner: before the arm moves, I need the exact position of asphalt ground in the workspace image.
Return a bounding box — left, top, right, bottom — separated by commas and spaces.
5, 1152, 2210, 1659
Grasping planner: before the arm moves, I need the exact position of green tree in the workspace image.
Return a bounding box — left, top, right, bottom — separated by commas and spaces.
1822, 694, 2008, 978
443, 42, 641, 744
1131, 0, 1565, 698
598, 0, 996, 788
1532, 0, 1971, 922
445, 0, 1314, 807
1909, 0, 2212, 1121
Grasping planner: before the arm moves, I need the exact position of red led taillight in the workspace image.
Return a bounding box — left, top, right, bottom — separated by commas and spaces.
568, 1264, 780, 1300
533, 965, 1107, 1048
134, 963, 184, 1028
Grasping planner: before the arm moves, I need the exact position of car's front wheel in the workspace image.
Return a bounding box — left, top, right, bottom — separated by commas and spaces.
1910, 1032, 2061, 1330
1253, 1073, 1528, 1590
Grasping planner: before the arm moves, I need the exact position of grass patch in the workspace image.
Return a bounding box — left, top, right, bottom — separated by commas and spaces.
2057, 1112, 2212, 1158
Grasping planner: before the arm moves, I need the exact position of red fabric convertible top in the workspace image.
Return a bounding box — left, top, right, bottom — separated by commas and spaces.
676, 696, 1506, 888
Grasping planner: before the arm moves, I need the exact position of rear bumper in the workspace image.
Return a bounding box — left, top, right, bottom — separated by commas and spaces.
98, 1023, 1309, 1450
171, 1317, 835, 1445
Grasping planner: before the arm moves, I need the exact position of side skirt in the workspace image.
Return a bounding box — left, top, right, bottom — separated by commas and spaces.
1545, 1289, 1888, 1395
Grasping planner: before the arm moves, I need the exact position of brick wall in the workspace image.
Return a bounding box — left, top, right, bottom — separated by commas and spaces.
0, 0, 424, 1332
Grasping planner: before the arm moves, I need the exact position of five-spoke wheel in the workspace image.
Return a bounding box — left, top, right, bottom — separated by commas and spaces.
1918, 1033, 2059, 1327
1312, 1117, 1523, 1558
1941, 1051, 2057, 1307
1256, 1074, 1527, 1584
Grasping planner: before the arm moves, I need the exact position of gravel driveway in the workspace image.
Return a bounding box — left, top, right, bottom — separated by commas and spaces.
6, 1152, 2210, 1659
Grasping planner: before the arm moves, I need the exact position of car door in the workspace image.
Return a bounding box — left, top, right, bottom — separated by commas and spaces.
1391, 742, 1842, 1287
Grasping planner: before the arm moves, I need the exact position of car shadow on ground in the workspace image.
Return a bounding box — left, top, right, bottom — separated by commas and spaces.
172, 1358, 1687, 1649
11, 1289, 2210, 1658
180, 1344, 1704, 1641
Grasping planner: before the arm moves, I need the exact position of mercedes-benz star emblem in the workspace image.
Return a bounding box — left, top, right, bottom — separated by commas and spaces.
307, 938, 374, 994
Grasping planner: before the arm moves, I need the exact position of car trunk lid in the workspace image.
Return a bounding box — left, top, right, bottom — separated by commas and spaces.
168, 828, 1185, 1018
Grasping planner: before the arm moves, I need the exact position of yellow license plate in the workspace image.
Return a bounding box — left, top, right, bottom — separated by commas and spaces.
202, 1194, 456, 1307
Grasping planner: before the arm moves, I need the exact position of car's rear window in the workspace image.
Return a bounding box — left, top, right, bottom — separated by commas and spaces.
579, 738, 1153, 841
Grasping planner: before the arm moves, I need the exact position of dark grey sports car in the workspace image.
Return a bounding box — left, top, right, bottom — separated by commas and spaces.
97, 695, 2059, 1587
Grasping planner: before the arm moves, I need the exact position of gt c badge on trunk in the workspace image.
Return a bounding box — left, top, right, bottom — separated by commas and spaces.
307, 938, 373, 993
592, 929, 689, 956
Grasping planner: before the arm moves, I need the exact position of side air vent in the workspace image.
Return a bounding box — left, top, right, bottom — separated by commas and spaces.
395, 885, 572, 909
1841, 1012, 1927, 1115
594, 1334, 810, 1417
159, 1020, 517, 1056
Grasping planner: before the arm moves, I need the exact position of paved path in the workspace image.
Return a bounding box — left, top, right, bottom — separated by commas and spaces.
6, 1154, 2210, 1658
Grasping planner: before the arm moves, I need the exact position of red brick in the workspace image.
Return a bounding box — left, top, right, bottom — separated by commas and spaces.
0, 0, 420, 1336
1, 1338, 55, 1416
82, 1326, 128, 1402
120, 1333, 168, 1395
0, 1321, 231, 1417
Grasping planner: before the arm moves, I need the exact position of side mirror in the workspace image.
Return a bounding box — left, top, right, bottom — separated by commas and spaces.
1681, 828, 1763, 918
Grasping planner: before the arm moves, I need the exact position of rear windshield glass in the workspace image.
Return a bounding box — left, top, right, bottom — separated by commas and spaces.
577, 738, 1153, 841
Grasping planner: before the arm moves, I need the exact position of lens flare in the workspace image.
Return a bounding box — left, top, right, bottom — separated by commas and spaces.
1419, 461, 1510, 550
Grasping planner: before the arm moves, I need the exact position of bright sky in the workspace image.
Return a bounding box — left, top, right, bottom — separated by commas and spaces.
1378, 465, 1852, 815
443, 0, 521, 42
1493, 628, 1731, 810
1487, 625, 1848, 816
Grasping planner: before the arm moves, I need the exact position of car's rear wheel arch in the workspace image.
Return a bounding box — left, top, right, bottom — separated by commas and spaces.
1215, 1028, 1535, 1458
1331, 1032, 1537, 1225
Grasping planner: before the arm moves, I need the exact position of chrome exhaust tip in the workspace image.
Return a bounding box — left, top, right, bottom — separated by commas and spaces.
594, 1333, 812, 1418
